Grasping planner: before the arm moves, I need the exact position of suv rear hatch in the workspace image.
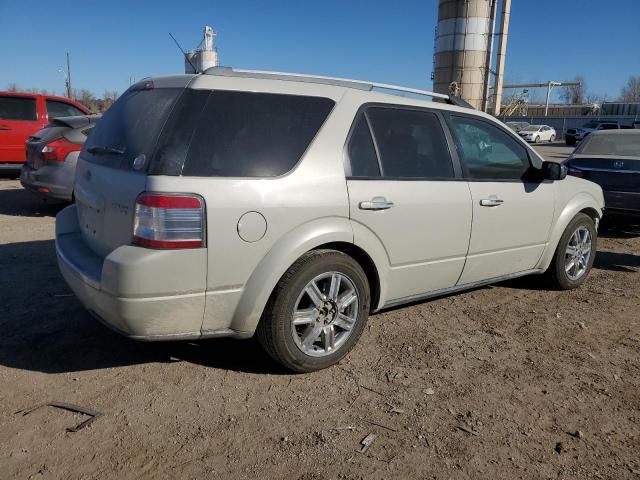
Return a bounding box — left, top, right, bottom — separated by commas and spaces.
74, 80, 189, 258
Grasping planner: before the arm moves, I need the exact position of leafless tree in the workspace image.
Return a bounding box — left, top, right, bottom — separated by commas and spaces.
620, 76, 640, 102
586, 93, 608, 105
6, 83, 20, 92
560, 76, 586, 104
78, 89, 95, 105
103, 90, 119, 102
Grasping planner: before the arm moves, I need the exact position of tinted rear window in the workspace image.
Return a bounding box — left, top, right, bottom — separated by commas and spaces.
83, 87, 181, 170
172, 90, 334, 177
578, 134, 640, 156
0, 96, 37, 121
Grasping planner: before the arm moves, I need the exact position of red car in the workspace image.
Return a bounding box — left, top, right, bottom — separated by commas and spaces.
0, 91, 90, 171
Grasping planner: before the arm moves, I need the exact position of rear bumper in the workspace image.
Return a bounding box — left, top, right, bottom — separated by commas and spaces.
565, 133, 585, 141
604, 190, 640, 215
20, 160, 75, 201
55, 205, 243, 340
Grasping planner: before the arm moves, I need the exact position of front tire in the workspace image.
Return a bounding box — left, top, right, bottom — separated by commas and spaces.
534, 136, 540, 143
257, 250, 370, 372
546, 213, 597, 290
566, 137, 576, 146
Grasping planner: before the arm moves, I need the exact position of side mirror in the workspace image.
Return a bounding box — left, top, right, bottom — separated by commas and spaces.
541, 161, 567, 181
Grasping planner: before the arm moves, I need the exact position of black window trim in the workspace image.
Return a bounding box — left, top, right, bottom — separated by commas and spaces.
0, 94, 39, 122
343, 102, 464, 181
442, 111, 542, 183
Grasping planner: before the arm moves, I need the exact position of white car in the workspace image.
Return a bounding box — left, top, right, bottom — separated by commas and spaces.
56, 68, 605, 372
518, 125, 557, 143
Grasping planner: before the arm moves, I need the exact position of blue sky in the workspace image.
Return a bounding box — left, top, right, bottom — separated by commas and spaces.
0, 0, 638, 102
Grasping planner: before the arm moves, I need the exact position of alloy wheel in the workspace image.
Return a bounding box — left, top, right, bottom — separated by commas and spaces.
565, 226, 592, 281
291, 272, 359, 357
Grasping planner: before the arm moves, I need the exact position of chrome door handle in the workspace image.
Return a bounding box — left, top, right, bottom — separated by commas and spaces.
480, 196, 504, 207
359, 197, 394, 210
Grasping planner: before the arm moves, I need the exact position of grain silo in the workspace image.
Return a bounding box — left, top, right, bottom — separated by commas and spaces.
433, 0, 497, 110
185, 26, 219, 74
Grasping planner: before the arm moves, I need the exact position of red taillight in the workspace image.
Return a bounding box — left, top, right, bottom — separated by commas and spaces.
567, 168, 587, 179
41, 137, 80, 162
132, 193, 205, 249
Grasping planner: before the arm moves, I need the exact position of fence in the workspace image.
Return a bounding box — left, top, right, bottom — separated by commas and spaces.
498, 115, 640, 138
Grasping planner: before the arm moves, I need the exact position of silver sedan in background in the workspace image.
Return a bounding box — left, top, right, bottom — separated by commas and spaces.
20, 115, 100, 201
518, 124, 557, 143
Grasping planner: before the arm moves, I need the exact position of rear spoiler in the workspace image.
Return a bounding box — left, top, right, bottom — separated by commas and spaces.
49, 114, 101, 129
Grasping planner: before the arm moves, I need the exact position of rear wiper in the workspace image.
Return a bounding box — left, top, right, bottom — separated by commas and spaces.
87, 145, 125, 155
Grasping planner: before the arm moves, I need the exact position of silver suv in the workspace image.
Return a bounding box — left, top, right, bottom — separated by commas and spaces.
56, 68, 605, 372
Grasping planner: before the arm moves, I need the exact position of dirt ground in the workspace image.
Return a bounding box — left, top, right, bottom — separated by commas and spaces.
1, 143, 639, 479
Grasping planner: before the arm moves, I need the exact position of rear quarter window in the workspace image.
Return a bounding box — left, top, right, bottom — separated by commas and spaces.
178, 91, 335, 177
0, 96, 37, 121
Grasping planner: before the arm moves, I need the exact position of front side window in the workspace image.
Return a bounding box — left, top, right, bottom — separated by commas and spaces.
449, 115, 530, 180
365, 107, 454, 178
0, 96, 37, 121
46, 100, 86, 118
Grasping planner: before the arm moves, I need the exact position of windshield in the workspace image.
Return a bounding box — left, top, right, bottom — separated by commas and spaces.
578, 134, 640, 157
522, 126, 541, 132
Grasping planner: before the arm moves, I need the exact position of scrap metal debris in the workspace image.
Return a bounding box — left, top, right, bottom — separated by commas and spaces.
360, 433, 377, 453
17, 402, 101, 432
456, 425, 479, 436
365, 419, 397, 432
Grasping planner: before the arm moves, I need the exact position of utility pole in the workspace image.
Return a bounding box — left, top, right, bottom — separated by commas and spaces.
493, 0, 511, 116
544, 81, 562, 116
66, 53, 73, 99
482, 0, 498, 112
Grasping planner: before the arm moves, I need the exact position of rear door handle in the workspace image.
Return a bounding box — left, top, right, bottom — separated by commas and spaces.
480, 196, 504, 207
0, 125, 10, 131
359, 197, 394, 210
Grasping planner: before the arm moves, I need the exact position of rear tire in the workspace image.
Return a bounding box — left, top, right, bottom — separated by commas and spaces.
549, 134, 556, 142
566, 137, 576, 146
256, 249, 370, 373
546, 213, 597, 290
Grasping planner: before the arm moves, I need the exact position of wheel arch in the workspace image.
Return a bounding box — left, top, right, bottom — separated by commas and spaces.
538, 193, 603, 271
313, 241, 381, 315
229, 217, 386, 335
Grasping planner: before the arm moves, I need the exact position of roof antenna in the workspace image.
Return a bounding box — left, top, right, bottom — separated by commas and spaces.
169, 32, 197, 73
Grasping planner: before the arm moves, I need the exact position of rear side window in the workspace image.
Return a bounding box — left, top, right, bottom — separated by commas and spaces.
449, 115, 530, 180
366, 107, 454, 178
46, 100, 86, 118
180, 91, 334, 177
0, 96, 37, 121
83, 87, 182, 170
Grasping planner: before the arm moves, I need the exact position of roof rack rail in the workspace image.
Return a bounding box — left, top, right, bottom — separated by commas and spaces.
203, 67, 473, 109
